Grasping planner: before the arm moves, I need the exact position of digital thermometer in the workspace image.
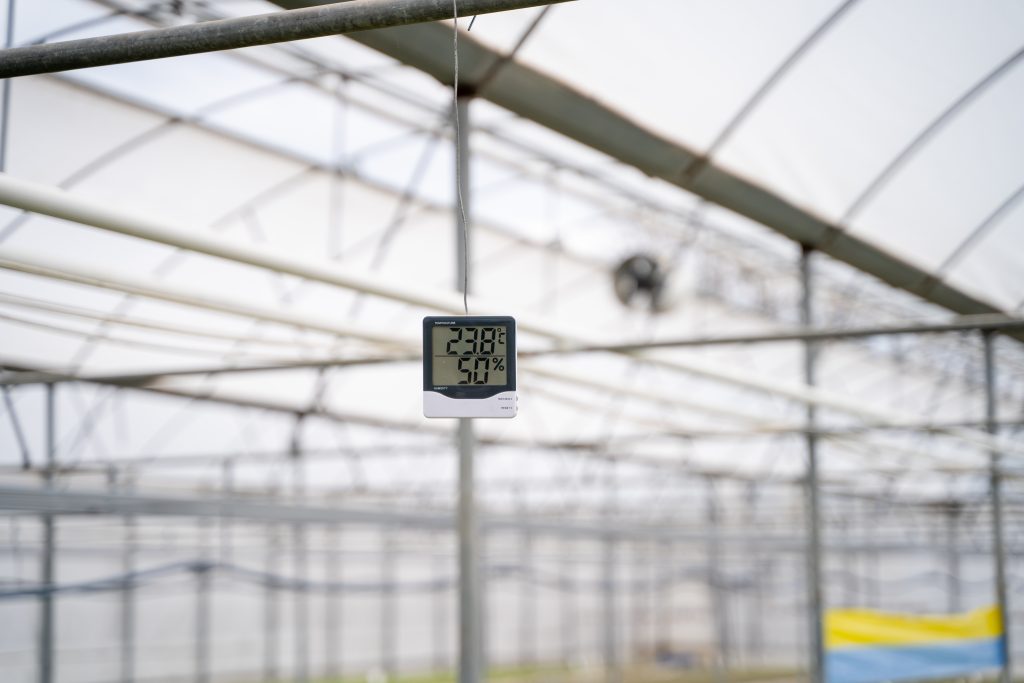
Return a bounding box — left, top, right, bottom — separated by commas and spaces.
423, 316, 517, 419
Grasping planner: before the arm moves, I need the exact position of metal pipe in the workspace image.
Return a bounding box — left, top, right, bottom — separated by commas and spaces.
561, 537, 576, 666
219, 459, 235, 563
118, 467, 136, 683
983, 333, 1012, 683
433, 530, 449, 672
455, 92, 483, 683
381, 527, 397, 677
656, 540, 671, 660
603, 460, 621, 683
602, 530, 620, 683
0, 0, 573, 79
457, 418, 482, 683
705, 479, 730, 680
325, 525, 342, 679
841, 515, 855, 606
944, 503, 961, 614
263, 497, 281, 683
3, 483, 1022, 552
195, 519, 212, 683
0, 355, 415, 386
800, 247, 826, 683
750, 558, 768, 665
0, 248, 403, 347
38, 382, 55, 683
291, 414, 311, 683
0, 360, 836, 484
11, 356, 1024, 442
518, 502, 535, 665
0, 0, 15, 171
0, 175, 1018, 459
524, 314, 1024, 352
644, 541, 657, 658
744, 485, 764, 666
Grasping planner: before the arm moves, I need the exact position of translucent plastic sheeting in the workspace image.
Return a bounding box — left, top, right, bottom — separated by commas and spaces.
465, 0, 1024, 313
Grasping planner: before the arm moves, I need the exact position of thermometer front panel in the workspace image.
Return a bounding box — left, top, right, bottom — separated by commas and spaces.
423, 316, 517, 418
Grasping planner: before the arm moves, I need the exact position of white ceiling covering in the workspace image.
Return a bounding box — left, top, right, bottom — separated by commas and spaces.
465, 0, 1024, 311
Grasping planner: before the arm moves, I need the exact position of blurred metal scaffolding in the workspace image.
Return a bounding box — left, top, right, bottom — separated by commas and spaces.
0, 2, 1022, 683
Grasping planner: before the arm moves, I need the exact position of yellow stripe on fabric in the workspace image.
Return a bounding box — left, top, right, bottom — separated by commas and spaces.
826, 605, 1002, 649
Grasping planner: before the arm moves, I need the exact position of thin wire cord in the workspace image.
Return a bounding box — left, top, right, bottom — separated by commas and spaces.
453, 0, 469, 314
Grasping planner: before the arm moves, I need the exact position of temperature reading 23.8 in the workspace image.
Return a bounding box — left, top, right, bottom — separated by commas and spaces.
423, 315, 517, 419
432, 325, 508, 386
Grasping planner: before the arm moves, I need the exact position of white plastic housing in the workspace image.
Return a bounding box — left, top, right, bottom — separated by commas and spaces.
423, 391, 517, 419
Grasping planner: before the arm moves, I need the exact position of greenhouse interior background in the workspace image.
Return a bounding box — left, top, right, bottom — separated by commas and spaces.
0, 1, 1022, 683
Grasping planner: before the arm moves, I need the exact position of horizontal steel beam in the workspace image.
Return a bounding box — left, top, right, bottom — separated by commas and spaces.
8, 315, 1021, 385
0, 485, 1016, 553
4, 356, 1019, 438
525, 314, 1024, 353
0, 0, 573, 79
0, 355, 415, 387
0, 357, 815, 487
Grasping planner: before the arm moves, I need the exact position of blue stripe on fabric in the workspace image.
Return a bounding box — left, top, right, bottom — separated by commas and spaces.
826, 637, 1005, 683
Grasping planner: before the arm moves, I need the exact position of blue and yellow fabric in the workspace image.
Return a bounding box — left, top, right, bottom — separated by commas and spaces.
825, 605, 1005, 683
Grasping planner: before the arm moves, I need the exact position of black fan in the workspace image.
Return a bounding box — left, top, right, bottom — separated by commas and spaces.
612, 253, 670, 312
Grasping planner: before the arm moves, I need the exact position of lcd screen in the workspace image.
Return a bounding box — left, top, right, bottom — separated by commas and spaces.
431, 325, 509, 386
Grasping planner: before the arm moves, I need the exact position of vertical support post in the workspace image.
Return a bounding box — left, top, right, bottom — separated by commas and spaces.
705, 478, 729, 679
561, 537, 575, 667
602, 531, 619, 683
603, 459, 621, 683
800, 246, 826, 683
867, 500, 881, 608
519, 496, 535, 666
0, 0, 16, 173
855, 498, 867, 608
655, 540, 671, 661
105, 466, 129, 683
982, 332, 1012, 683
752, 559, 770, 666
744, 484, 763, 667
944, 503, 961, 614
648, 541, 658, 659
195, 518, 212, 683
381, 527, 397, 677
291, 414, 310, 683
326, 525, 342, 679
457, 418, 482, 683
841, 514, 856, 606
433, 531, 449, 672
264, 486, 281, 683
220, 459, 234, 564
630, 542, 644, 661
38, 382, 56, 683
455, 90, 483, 683
120, 467, 136, 683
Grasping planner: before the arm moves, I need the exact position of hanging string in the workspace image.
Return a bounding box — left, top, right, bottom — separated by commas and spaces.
453, 0, 469, 315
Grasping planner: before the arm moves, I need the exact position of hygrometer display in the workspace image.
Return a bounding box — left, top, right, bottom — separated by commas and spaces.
423, 316, 517, 419
431, 325, 508, 386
